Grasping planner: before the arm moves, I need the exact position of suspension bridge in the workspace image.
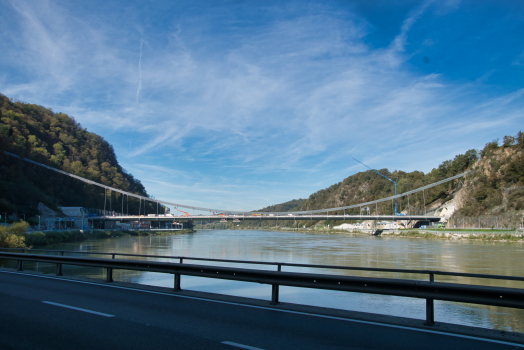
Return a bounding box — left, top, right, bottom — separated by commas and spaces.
4, 151, 467, 224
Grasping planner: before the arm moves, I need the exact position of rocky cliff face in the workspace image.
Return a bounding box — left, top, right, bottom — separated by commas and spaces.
274, 133, 524, 229
424, 144, 524, 228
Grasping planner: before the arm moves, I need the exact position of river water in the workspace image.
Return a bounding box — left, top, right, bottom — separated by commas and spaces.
23, 229, 524, 333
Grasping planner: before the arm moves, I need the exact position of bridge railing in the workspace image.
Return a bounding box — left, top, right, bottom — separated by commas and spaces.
1, 248, 524, 327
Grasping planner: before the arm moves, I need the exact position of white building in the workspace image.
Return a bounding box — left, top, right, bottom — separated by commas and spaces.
37, 203, 89, 230
59, 207, 89, 230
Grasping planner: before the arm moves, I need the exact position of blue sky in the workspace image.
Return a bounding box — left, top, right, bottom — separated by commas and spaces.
1, 0, 523, 212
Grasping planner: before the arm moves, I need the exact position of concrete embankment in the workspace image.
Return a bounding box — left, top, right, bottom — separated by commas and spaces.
374, 229, 524, 241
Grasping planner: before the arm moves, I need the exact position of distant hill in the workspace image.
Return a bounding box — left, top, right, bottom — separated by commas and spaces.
258, 151, 478, 215
0, 93, 159, 221
258, 198, 306, 212
252, 131, 524, 227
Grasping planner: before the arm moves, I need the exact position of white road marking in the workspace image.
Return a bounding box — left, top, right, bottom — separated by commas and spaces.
3, 271, 523, 348
222, 341, 265, 350
42, 301, 114, 317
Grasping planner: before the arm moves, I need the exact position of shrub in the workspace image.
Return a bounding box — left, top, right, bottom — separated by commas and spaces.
503, 135, 516, 147
481, 139, 499, 157
0, 222, 28, 248
25, 231, 48, 246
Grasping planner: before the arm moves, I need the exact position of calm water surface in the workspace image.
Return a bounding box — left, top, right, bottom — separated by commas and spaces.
23, 229, 524, 332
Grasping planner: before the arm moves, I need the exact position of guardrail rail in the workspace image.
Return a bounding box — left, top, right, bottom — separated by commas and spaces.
1, 248, 524, 327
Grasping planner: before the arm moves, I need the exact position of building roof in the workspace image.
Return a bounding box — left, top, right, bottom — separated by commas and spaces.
37, 202, 61, 218
59, 207, 89, 217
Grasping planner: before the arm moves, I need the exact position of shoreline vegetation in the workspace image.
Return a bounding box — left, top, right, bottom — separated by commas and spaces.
0, 222, 194, 248
2, 221, 523, 250
199, 225, 524, 242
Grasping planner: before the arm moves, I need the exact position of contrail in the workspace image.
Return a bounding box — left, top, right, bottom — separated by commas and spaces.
136, 40, 143, 103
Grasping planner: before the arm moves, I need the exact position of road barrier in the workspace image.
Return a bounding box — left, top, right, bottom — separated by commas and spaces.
1, 248, 524, 326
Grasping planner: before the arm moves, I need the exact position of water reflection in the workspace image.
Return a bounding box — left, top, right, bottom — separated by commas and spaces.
19, 229, 524, 332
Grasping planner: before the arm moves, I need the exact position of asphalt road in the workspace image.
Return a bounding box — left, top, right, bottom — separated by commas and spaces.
0, 271, 521, 350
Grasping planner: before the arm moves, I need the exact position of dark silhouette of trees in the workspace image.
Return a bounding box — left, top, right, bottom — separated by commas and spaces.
0, 94, 159, 219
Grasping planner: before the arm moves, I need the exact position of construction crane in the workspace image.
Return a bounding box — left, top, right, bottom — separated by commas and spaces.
353, 158, 399, 215
174, 207, 190, 217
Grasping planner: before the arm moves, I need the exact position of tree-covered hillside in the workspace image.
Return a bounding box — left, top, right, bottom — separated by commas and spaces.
258, 198, 306, 212
292, 149, 479, 216
256, 131, 524, 223
455, 133, 524, 216
0, 94, 157, 220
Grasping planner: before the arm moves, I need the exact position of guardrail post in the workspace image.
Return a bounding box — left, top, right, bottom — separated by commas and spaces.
106, 254, 116, 282
56, 251, 63, 276
271, 264, 281, 305
425, 273, 434, 326
17, 260, 23, 271
174, 258, 183, 291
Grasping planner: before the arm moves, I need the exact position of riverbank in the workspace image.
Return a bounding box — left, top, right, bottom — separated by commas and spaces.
25, 229, 194, 247
386, 229, 524, 242
212, 225, 524, 242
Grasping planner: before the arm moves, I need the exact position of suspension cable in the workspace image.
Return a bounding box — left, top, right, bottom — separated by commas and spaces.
4, 150, 470, 216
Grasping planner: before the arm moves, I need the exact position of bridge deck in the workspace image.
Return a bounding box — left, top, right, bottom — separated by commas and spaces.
91, 214, 442, 222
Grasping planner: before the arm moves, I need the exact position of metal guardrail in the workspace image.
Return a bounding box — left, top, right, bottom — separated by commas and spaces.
1, 248, 524, 326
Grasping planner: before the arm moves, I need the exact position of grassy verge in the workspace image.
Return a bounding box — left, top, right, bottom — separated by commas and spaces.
223, 225, 524, 242
390, 230, 524, 241
390, 231, 442, 239
24, 229, 194, 247
412, 228, 517, 233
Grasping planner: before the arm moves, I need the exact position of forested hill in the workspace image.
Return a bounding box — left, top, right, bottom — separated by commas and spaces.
262, 131, 524, 219
0, 93, 156, 220
290, 150, 479, 215
258, 198, 306, 212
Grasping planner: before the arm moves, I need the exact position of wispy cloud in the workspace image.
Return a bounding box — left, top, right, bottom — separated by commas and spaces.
1, 0, 523, 210
136, 39, 143, 103
390, 0, 434, 53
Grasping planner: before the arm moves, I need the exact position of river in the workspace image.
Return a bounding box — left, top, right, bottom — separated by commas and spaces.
22, 229, 524, 333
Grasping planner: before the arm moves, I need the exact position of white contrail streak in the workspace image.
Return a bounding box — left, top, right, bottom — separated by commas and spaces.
136, 40, 143, 102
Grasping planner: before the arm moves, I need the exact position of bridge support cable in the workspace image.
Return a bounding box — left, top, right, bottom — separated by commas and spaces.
285, 171, 470, 216
3, 150, 469, 217
423, 189, 427, 218
2, 151, 246, 214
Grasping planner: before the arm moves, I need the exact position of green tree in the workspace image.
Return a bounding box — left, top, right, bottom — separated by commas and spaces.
503, 135, 516, 147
